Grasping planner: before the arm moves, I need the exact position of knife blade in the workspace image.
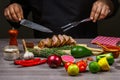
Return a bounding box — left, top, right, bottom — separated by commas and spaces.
20, 19, 53, 33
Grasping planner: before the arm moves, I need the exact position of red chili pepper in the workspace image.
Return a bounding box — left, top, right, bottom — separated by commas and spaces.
14, 58, 47, 67
14, 58, 40, 65
21, 61, 39, 67
21, 59, 47, 67
38, 59, 47, 64
14, 59, 22, 65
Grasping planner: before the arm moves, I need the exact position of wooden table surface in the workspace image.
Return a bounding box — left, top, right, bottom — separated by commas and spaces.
0, 39, 120, 80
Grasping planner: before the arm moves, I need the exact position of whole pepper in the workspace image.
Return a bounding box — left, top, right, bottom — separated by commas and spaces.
14, 58, 47, 67
96, 53, 114, 65
8, 28, 18, 46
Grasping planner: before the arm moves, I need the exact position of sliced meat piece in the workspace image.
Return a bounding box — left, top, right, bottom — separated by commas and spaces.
58, 34, 65, 46
56, 35, 62, 47
41, 39, 48, 47
43, 38, 52, 48
45, 38, 52, 48
38, 40, 45, 48
51, 35, 60, 47
63, 34, 70, 45
68, 36, 76, 45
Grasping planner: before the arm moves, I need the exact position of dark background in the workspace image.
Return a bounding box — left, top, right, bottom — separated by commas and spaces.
0, 0, 120, 39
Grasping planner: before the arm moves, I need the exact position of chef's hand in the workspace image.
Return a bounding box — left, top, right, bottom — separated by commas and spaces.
4, 3, 24, 22
90, 0, 114, 22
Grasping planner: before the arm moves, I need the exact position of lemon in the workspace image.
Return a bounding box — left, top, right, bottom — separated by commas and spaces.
89, 61, 100, 73
98, 57, 110, 71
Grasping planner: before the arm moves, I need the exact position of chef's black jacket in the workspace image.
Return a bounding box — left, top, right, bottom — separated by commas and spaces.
8, 0, 119, 38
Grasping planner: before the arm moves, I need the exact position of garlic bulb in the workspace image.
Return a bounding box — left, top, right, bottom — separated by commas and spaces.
22, 39, 34, 60
23, 51, 34, 60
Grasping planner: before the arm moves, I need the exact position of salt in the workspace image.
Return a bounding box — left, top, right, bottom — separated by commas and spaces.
3, 45, 20, 61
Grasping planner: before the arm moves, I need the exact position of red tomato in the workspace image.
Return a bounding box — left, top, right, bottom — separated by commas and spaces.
76, 60, 87, 72
76, 60, 87, 67
79, 66, 86, 72
64, 62, 73, 71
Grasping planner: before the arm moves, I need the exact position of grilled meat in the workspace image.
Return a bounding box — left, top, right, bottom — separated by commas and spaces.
38, 34, 76, 48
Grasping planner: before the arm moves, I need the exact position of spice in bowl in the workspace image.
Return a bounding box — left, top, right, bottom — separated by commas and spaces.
3, 45, 20, 61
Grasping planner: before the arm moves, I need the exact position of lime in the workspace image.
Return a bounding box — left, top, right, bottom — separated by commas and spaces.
89, 61, 100, 73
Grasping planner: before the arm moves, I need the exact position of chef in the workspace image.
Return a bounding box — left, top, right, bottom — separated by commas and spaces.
4, 0, 119, 38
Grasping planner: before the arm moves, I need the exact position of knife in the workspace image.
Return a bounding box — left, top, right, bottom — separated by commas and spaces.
20, 19, 53, 33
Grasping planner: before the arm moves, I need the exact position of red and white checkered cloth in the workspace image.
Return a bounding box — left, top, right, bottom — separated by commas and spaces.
91, 36, 120, 46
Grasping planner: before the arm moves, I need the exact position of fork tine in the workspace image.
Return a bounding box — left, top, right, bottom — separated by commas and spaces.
63, 21, 79, 32
61, 17, 91, 32
61, 21, 77, 29
63, 25, 74, 32
61, 23, 72, 28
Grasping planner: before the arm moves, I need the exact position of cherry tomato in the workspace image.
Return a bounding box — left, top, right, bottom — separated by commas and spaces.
64, 62, 73, 71
76, 60, 87, 72
76, 60, 87, 67
79, 66, 86, 72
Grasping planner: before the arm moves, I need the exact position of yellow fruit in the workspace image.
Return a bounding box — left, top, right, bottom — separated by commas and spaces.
67, 64, 79, 76
98, 57, 110, 71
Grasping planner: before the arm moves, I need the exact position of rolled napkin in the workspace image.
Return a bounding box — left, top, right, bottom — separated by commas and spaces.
91, 36, 120, 46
